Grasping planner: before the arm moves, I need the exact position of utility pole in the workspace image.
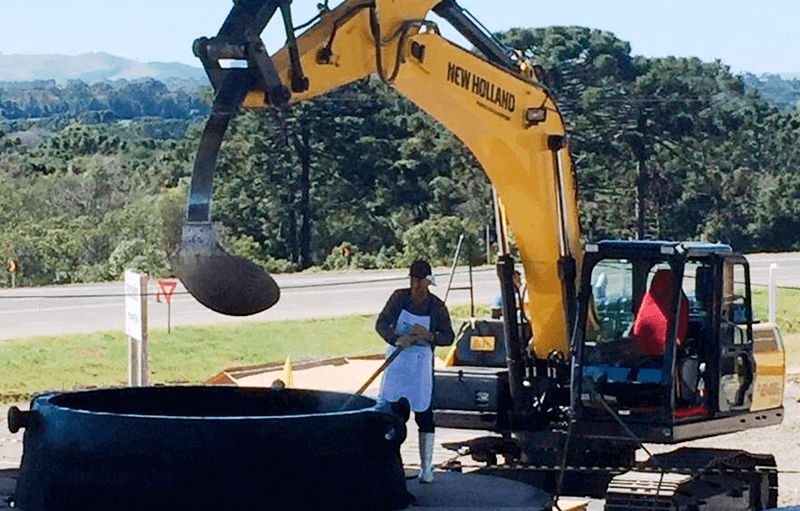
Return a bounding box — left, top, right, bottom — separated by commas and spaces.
636, 158, 647, 240
634, 110, 649, 241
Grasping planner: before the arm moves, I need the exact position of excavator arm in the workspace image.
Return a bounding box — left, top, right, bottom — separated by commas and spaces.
176, 0, 583, 359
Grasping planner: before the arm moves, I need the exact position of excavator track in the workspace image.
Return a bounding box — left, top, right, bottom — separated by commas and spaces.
440, 438, 778, 509
604, 448, 778, 511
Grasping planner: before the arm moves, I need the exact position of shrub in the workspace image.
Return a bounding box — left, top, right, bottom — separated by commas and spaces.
375, 245, 401, 269
263, 257, 298, 274
322, 242, 356, 270
73, 262, 112, 283
352, 252, 378, 270
401, 215, 483, 266
108, 239, 169, 279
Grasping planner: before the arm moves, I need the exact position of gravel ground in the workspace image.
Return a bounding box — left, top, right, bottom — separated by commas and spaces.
1, 370, 798, 507
0, 409, 22, 473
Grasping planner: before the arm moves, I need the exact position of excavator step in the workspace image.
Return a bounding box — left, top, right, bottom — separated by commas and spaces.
604, 471, 690, 510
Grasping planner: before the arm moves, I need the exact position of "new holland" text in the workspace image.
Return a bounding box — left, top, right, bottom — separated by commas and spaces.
447, 62, 516, 113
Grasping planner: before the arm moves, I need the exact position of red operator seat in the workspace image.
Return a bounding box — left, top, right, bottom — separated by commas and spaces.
632, 270, 689, 356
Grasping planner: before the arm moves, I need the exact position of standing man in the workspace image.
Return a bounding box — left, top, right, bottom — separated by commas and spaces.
376, 259, 455, 483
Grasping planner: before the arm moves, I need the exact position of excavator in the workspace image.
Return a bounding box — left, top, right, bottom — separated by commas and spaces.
173, 0, 786, 508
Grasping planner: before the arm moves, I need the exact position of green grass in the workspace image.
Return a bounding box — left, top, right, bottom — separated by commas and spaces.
2, 292, 796, 403
0, 302, 491, 402
752, 286, 800, 335
752, 286, 800, 365
0, 317, 379, 401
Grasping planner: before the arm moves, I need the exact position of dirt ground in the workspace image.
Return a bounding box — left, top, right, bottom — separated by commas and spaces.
1, 369, 798, 507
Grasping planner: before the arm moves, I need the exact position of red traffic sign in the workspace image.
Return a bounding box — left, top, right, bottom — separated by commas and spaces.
158, 279, 178, 304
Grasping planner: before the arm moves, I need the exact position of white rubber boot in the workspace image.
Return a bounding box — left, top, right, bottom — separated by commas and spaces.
419, 431, 435, 483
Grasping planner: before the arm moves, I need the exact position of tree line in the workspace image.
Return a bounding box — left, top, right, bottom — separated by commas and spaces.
0, 78, 209, 126
1, 26, 799, 288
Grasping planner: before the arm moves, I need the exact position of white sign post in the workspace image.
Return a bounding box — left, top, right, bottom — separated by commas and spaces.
769, 263, 777, 325
125, 270, 149, 387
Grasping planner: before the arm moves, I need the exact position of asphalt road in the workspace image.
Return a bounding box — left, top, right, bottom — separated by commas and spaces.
745, 251, 800, 288
1, 252, 798, 341
0, 266, 499, 340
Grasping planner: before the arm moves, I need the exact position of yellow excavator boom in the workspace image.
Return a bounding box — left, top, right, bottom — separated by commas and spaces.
234, 0, 583, 358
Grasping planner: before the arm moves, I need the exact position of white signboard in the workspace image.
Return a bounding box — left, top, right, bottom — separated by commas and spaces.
124, 270, 149, 386
125, 270, 146, 341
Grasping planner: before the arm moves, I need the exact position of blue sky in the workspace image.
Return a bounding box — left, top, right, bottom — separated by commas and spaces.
1, 0, 797, 75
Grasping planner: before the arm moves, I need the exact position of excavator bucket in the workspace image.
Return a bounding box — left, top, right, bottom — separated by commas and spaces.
171, 69, 282, 316
172, 1, 301, 316
173, 222, 280, 316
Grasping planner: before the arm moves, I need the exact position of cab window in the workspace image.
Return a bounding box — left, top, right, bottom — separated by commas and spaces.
589, 260, 634, 344
722, 262, 751, 343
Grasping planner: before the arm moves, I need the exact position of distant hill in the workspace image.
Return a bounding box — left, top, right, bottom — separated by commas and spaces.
743, 73, 800, 112
0, 52, 208, 90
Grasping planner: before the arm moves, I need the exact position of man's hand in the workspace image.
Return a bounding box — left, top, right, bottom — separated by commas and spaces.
396, 334, 415, 348
409, 324, 434, 346
396, 325, 434, 348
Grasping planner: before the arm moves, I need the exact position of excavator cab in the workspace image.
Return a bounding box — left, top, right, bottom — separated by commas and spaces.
572, 240, 784, 444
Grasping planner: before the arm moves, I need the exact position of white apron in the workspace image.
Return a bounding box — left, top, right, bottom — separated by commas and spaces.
380, 309, 434, 412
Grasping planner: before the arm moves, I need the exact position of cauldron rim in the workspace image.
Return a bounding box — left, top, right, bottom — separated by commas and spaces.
34, 385, 380, 420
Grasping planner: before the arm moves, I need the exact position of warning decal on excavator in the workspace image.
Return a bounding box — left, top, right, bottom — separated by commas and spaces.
752, 376, 784, 411
470, 336, 496, 352
446, 62, 516, 113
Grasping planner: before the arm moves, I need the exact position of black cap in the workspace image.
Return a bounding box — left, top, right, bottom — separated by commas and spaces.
409, 259, 432, 279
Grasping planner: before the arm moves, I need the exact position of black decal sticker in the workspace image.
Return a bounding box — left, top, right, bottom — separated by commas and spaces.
448, 62, 516, 115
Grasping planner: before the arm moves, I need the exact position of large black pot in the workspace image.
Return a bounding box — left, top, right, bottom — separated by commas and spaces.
10, 386, 410, 511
